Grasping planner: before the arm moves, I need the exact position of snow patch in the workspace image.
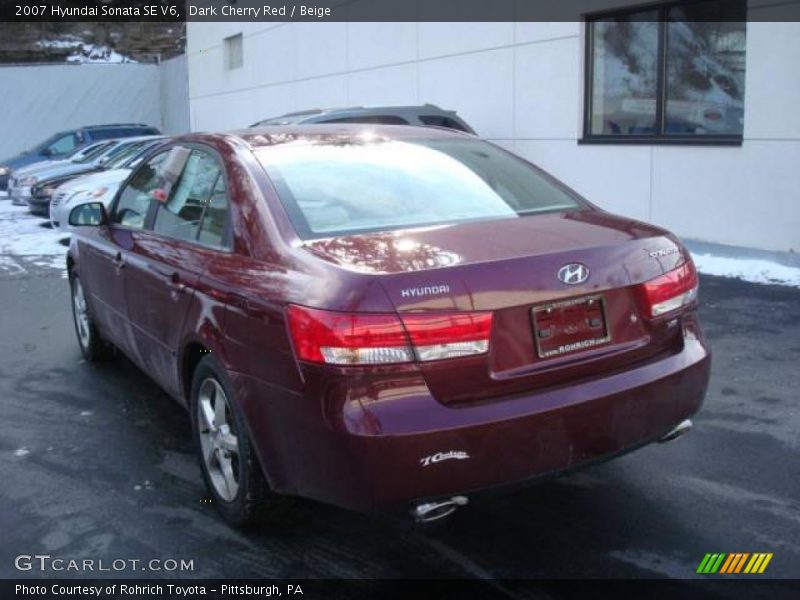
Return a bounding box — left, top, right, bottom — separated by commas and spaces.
36, 37, 82, 50
36, 37, 138, 64
0, 201, 68, 276
66, 44, 137, 64
693, 253, 800, 288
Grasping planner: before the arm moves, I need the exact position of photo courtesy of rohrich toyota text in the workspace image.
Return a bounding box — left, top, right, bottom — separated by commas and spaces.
0, 1, 798, 599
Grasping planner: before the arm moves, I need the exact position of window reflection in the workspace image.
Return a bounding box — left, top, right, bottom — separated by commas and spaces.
591, 16, 659, 135
665, 4, 745, 135
587, 0, 746, 139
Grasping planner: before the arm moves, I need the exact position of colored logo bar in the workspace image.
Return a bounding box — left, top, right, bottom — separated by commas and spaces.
697, 553, 773, 574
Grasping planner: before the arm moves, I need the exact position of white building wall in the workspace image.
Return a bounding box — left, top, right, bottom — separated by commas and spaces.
187, 19, 800, 252
0, 60, 191, 160
0, 63, 161, 159
159, 54, 191, 135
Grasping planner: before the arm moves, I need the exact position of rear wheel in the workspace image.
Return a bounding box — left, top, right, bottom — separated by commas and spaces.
191, 355, 270, 527
70, 273, 115, 361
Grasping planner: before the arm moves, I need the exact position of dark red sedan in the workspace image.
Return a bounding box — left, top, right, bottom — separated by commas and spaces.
66, 125, 710, 526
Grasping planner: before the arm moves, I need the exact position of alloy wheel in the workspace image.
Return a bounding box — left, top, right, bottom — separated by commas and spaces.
197, 378, 240, 502
72, 278, 91, 350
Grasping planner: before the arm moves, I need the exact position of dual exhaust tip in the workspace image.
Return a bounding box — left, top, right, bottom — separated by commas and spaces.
411, 419, 692, 523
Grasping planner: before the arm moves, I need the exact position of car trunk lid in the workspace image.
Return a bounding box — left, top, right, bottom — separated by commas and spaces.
302, 209, 691, 405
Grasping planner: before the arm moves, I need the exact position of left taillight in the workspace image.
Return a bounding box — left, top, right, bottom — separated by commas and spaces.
286, 305, 493, 366
638, 260, 699, 318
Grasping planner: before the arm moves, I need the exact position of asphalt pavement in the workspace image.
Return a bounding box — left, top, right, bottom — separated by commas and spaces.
0, 233, 798, 592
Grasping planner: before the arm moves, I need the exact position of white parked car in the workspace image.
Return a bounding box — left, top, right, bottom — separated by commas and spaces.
10, 136, 161, 207
8, 140, 124, 206
50, 138, 165, 232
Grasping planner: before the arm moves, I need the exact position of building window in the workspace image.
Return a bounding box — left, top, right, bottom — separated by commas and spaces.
584, 0, 746, 143
224, 33, 243, 70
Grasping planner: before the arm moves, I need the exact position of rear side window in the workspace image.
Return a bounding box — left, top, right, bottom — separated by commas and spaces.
419, 115, 471, 132
257, 138, 582, 239
321, 115, 409, 125
152, 149, 229, 247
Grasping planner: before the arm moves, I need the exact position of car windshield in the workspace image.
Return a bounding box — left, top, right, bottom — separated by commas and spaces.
105, 141, 152, 169
70, 142, 112, 162
75, 143, 119, 164
256, 137, 583, 239
100, 142, 138, 162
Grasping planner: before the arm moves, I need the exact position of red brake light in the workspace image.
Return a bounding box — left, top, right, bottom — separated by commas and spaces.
286, 305, 493, 365
639, 260, 699, 318
287, 305, 412, 365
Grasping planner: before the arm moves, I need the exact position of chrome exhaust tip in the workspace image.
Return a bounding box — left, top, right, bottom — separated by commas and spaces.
659, 418, 693, 443
412, 496, 469, 523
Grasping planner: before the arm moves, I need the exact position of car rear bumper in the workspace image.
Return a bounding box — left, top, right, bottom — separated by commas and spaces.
233, 317, 710, 511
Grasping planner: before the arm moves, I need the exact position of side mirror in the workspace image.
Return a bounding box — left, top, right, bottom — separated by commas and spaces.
69, 202, 108, 227
40, 148, 53, 157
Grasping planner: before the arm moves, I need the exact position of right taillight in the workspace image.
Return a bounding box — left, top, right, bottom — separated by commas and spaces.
286, 305, 492, 366
638, 260, 699, 318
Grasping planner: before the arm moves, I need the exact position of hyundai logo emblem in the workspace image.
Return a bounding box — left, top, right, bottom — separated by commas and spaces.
557, 263, 589, 285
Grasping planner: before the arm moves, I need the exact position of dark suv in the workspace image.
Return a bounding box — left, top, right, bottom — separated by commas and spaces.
250, 104, 475, 134
0, 124, 161, 191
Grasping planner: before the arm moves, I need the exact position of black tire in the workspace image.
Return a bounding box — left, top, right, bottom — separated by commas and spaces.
190, 355, 270, 527
69, 273, 115, 362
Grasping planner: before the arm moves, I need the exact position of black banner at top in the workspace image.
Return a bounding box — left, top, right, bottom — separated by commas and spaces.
2, 0, 800, 22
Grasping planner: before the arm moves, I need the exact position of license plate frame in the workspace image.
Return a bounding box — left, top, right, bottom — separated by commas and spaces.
531, 294, 611, 359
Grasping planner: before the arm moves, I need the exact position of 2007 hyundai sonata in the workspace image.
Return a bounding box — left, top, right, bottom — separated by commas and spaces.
66, 125, 710, 526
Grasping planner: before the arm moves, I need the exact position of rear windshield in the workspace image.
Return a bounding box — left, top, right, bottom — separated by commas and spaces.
256, 137, 582, 239
321, 115, 409, 125
419, 115, 472, 132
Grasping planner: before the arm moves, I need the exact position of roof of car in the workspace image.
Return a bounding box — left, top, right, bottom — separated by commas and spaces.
227, 124, 473, 149
83, 123, 155, 130
251, 104, 463, 127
